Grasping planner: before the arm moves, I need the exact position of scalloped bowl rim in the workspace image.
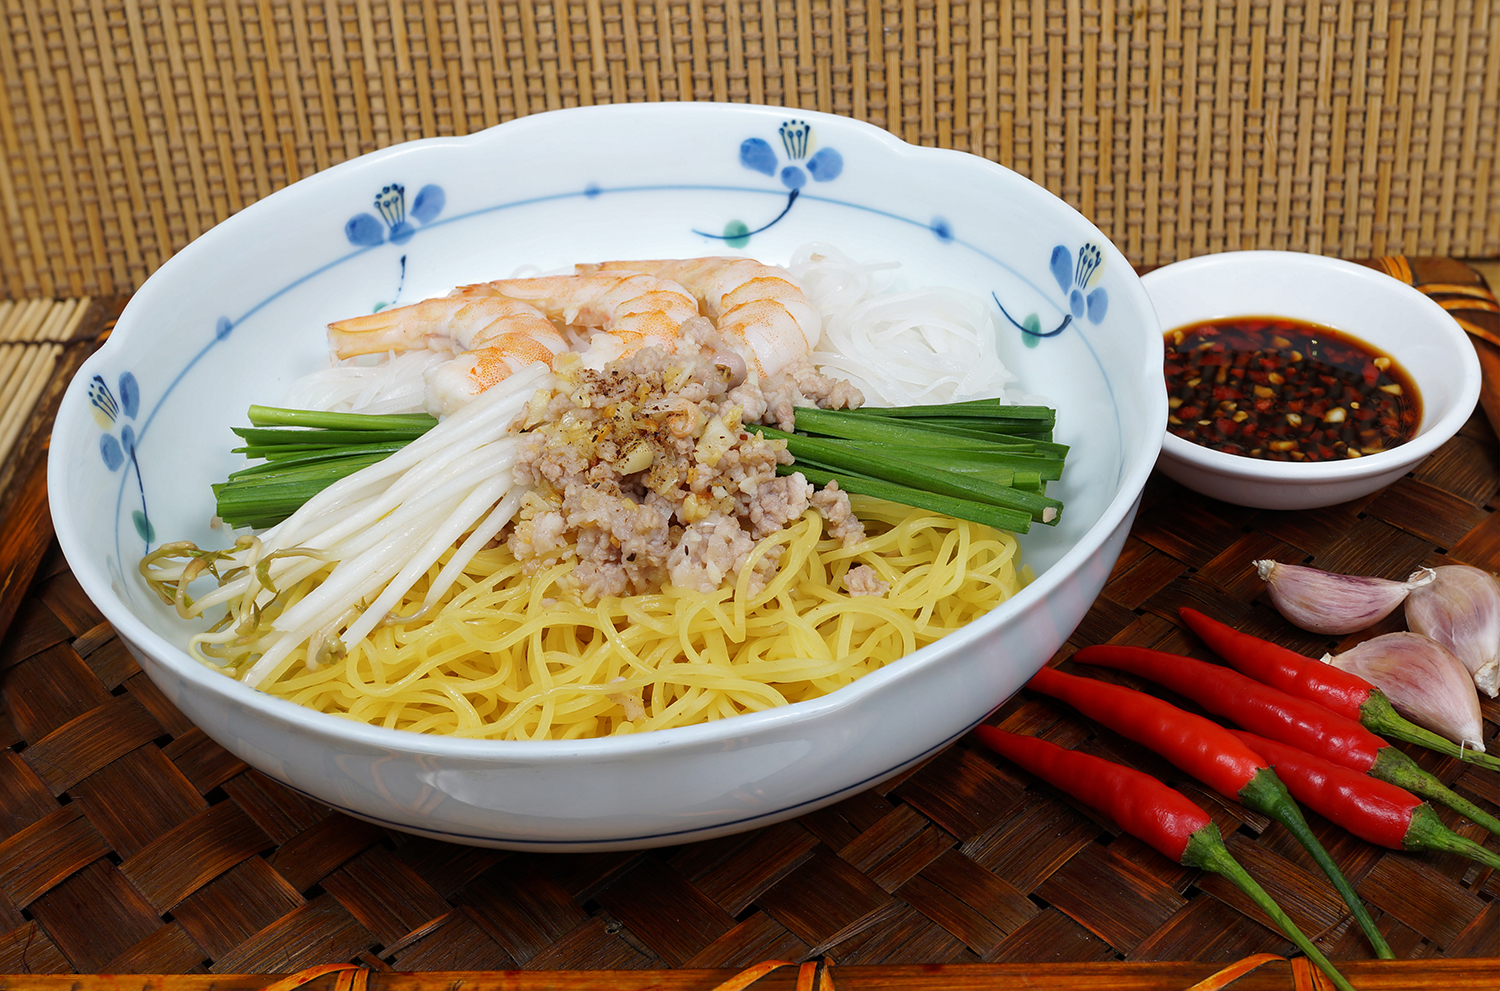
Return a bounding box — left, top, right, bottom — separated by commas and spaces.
51, 105, 1163, 766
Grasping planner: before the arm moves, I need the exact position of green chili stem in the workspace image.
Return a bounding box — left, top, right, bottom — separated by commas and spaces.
1404, 803, 1500, 870
1371, 746, 1500, 838
1359, 691, 1500, 773
1183, 824, 1359, 991
1239, 767, 1395, 959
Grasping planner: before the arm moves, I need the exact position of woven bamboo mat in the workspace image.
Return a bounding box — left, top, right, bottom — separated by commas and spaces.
3, 260, 1500, 987
6, 1, 1500, 302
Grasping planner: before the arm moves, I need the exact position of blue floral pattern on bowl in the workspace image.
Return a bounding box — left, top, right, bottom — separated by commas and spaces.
1052, 243, 1109, 324
91, 372, 152, 544
695, 120, 1099, 350
345, 182, 448, 310
345, 182, 446, 247
994, 241, 1110, 348
699, 120, 844, 246
92, 180, 448, 557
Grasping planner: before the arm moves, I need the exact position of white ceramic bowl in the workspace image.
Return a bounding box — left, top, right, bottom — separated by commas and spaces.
1145, 251, 1482, 510
49, 103, 1164, 850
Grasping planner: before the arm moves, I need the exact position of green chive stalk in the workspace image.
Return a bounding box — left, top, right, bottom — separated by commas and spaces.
214, 407, 437, 529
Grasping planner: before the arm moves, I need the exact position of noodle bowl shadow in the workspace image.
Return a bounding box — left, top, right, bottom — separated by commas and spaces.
49, 103, 1165, 850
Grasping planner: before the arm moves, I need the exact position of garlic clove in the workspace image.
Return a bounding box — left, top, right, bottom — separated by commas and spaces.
1256, 559, 1435, 635
1323, 631, 1487, 753
1405, 564, 1500, 698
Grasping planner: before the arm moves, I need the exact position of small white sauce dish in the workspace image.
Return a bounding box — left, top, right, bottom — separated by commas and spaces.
1143, 250, 1482, 510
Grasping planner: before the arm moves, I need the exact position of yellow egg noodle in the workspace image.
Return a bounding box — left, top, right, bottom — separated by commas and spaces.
259, 497, 1021, 740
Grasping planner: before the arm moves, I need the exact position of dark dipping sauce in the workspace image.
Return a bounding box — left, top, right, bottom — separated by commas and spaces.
1164, 316, 1421, 462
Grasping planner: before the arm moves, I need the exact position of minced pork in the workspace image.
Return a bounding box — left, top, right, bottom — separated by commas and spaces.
505, 317, 867, 601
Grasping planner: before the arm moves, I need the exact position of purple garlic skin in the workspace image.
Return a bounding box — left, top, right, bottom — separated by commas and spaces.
1324, 631, 1486, 752
1405, 564, 1500, 698
1256, 559, 1434, 635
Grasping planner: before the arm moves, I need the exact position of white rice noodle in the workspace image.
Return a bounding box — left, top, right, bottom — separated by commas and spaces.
788, 242, 1020, 407
219, 362, 551, 688
282, 348, 449, 415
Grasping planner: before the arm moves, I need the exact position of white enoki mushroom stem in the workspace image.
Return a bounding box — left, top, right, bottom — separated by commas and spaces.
217, 363, 550, 688
384, 486, 527, 626
177, 368, 546, 620
237, 445, 524, 686
269, 372, 537, 549
188, 452, 494, 620
338, 466, 519, 646
259, 364, 535, 547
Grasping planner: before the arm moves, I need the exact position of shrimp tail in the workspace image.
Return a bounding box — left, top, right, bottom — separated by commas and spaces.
328, 296, 563, 361
328, 306, 426, 358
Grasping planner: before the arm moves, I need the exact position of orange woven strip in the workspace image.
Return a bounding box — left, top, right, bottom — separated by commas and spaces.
799, 960, 836, 991
258, 964, 367, 991
705, 959, 833, 991
336, 970, 368, 991
1376, 256, 1415, 284
1289, 956, 1334, 990
1439, 297, 1500, 314
1419, 283, 1500, 300
1454, 315, 1500, 349
709, 960, 795, 991
1182, 954, 1285, 990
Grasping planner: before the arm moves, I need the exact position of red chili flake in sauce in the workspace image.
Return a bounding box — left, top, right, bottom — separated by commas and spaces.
1164, 317, 1421, 462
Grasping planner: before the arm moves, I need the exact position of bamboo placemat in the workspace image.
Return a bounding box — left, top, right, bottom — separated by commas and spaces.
0, 300, 92, 477
1, 260, 1499, 986
5, 1, 1500, 302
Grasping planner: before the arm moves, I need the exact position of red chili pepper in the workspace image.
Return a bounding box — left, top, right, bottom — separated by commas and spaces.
1177, 607, 1369, 715
975, 725, 1210, 862
1026, 664, 1394, 958
1071, 642, 1500, 842
1027, 666, 1267, 799
1178, 606, 1500, 772
973, 726, 1358, 991
1229, 729, 1500, 873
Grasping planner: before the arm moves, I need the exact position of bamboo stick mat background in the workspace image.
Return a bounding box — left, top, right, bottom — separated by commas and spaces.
0, 259, 1496, 987
4, 0, 1500, 302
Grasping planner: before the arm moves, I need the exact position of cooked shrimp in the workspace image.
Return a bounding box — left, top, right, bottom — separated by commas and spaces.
453, 272, 699, 367
578, 257, 821, 375
325, 259, 815, 415
327, 295, 569, 416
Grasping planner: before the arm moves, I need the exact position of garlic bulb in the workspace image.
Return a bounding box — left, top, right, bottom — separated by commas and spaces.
1405, 564, 1500, 698
1256, 560, 1435, 635
1324, 632, 1486, 752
